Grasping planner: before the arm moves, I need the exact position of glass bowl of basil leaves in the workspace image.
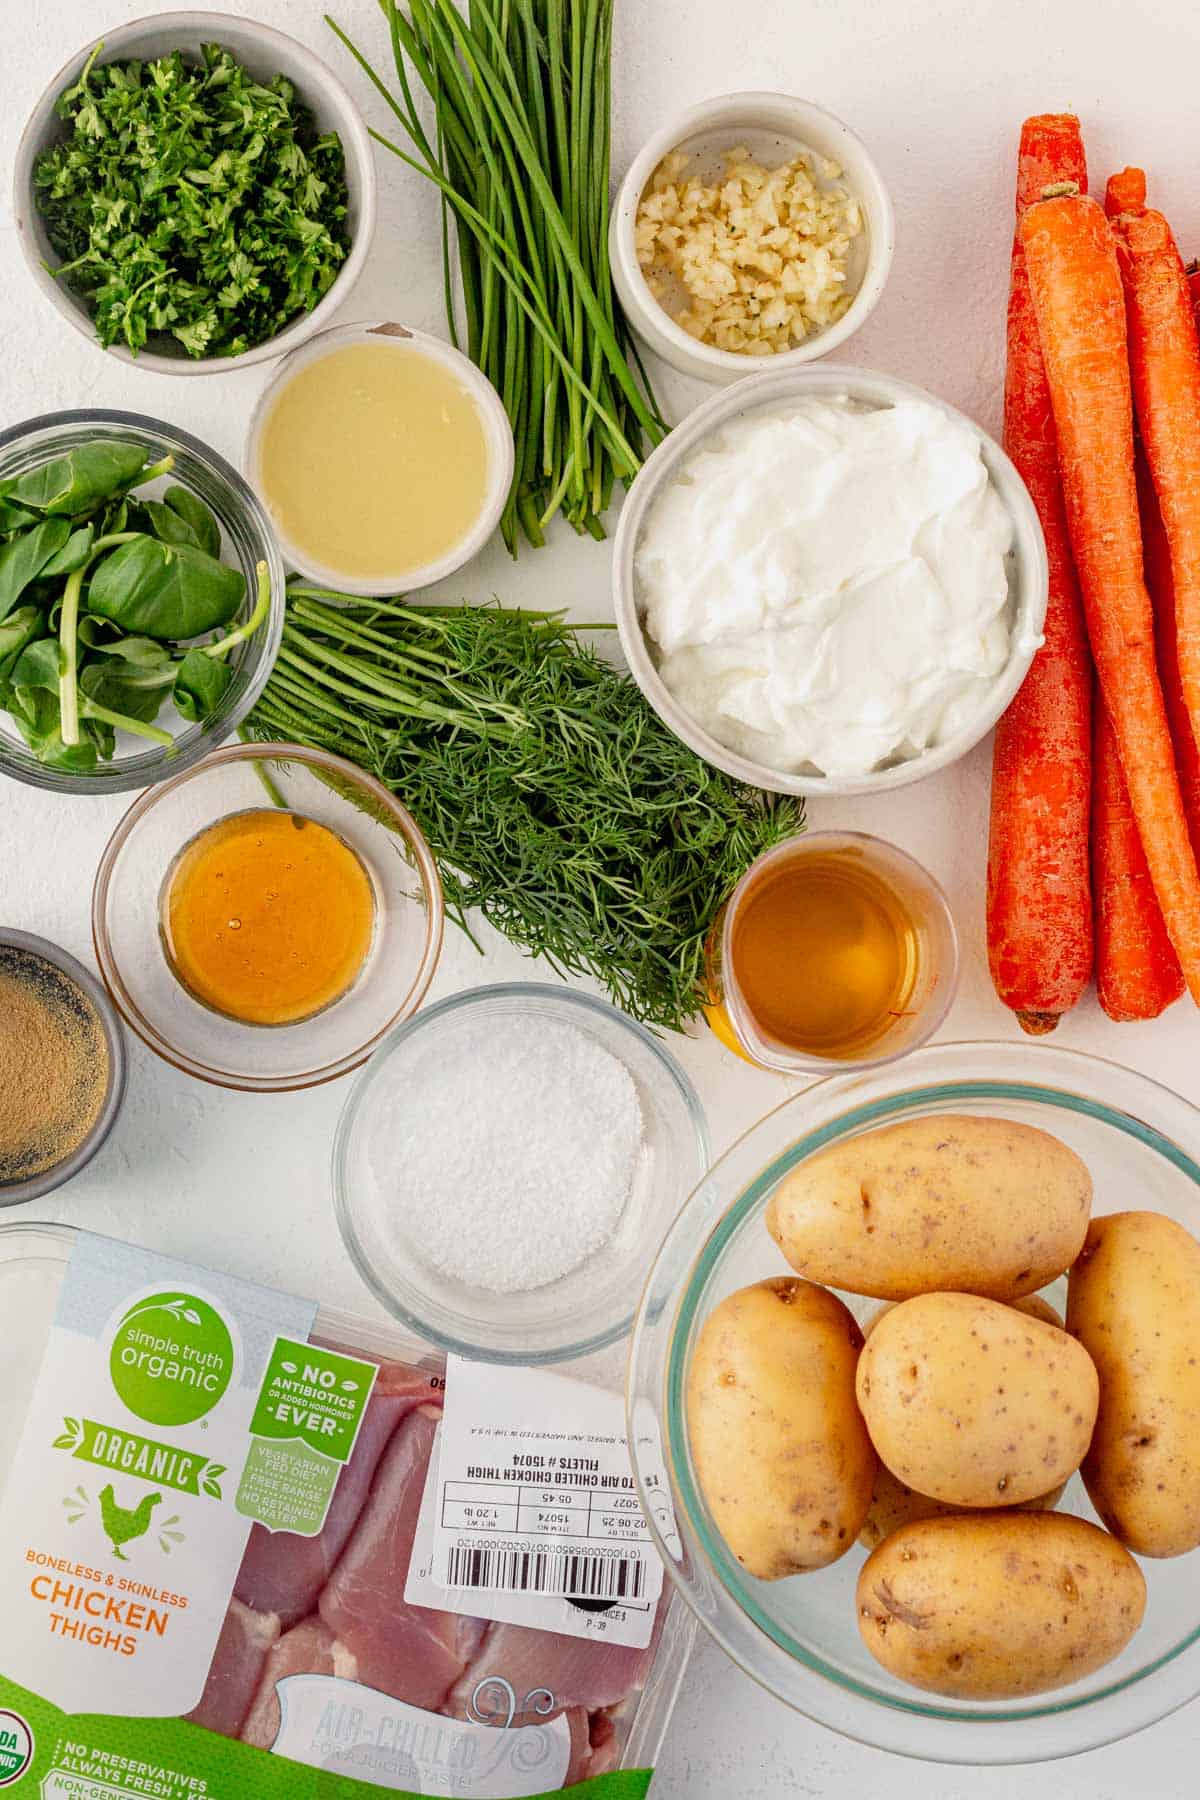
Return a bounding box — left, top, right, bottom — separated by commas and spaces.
0, 410, 285, 793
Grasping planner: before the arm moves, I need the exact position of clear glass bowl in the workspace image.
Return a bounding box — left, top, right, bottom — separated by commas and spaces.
0, 412, 286, 793
91, 742, 443, 1091
627, 1042, 1200, 1763
704, 831, 960, 1074
334, 983, 711, 1363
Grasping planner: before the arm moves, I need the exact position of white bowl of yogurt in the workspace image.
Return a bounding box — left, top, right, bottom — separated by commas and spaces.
612, 366, 1048, 798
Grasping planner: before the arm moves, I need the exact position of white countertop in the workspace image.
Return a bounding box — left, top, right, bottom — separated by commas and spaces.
2, 0, 1197, 1792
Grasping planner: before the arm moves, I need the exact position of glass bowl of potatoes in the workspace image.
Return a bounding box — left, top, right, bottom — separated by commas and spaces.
627, 1041, 1200, 1761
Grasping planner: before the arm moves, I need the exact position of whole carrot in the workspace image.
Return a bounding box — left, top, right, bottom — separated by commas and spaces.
1107, 206, 1200, 861
1099, 170, 1200, 949
1020, 189, 1200, 1005
1092, 693, 1184, 1020
1138, 450, 1200, 860
987, 116, 1093, 1034
1108, 194, 1200, 764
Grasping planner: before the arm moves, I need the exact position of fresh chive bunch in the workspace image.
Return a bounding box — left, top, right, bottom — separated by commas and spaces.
247, 588, 803, 1030
329, 0, 667, 550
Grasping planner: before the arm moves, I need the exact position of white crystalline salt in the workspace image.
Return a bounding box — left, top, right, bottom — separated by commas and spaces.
371, 1014, 645, 1294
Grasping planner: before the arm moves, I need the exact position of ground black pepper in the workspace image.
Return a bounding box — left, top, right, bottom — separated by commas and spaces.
0, 946, 109, 1183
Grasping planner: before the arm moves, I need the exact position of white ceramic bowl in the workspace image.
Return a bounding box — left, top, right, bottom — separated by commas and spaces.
245, 319, 516, 595
612, 364, 1049, 800
13, 12, 377, 375
610, 92, 894, 384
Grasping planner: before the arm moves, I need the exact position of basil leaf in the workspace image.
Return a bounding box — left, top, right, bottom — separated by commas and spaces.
99, 497, 130, 537
0, 607, 47, 680
11, 636, 64, 694
142, 500, 202, 550
9, 687, 98, 770
0, 500, 39, 533
0, 442, 149, 515
89, 634, 176, 671
6, 644, 94, 766
163, 486, 221, 558
173, 648, 232, 723
39, 523, 95, 579
77, 613, 124, 650
86, 535, 246, 638
79, 656, 173, 725
0, 519, 72, 620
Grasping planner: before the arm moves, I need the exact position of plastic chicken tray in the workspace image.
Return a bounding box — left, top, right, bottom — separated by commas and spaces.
0, 1222, 693, 1799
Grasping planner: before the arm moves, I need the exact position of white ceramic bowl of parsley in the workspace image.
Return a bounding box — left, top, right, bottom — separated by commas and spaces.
13, 12, 377, 376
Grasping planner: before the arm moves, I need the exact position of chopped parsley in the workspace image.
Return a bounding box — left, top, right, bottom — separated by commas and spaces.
33, 42, 350, 359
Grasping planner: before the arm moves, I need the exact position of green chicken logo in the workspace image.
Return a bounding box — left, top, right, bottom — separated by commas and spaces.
109, 1292, 235, 1427
98, 1484, 162, 1560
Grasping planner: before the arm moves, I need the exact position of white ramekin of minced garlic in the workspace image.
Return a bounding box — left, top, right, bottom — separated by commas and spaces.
610, 92, 894, 384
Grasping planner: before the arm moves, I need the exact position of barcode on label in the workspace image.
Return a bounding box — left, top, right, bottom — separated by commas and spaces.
445, 1546, 647, 1600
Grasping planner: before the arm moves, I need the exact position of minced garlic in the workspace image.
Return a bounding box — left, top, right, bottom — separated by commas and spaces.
634, 145, 863, 355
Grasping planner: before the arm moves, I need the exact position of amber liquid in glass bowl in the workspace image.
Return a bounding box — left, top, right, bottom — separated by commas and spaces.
716, 849, 918, 1058
160, 808, 375, 1027
704, 831, 957, 1074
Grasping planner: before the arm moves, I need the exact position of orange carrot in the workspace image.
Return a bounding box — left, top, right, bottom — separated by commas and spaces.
1105, 167, 1146, 218
1139, 450, 1200, 859
1093, 692, 1184, 1019
1109, 194, 1200, 860
1095, 160, 1188, 1002
1020, 189, 1200, 1004
1108, 198, 1200, 766
987, 116, 1093, 1034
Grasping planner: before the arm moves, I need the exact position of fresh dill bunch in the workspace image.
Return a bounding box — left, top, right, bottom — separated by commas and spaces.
247, 588, 804, 1031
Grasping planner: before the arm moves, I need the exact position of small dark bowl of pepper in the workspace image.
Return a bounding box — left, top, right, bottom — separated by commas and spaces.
0, 929, 127, 1204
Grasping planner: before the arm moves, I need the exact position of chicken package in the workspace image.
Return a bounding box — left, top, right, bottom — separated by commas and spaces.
0, 1224, 692, 1799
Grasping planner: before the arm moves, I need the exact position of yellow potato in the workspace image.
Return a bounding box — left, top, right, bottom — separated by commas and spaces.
857, 1513, 1146, 1698
1011, 1292, 1065, 1328
687, 1277, 876, 1580
862, 1291, 1061, 1339
858, 1462, 1067, 1551
1067, 1210, 1200, 1557
856, 1292, 1098, 1506
766, 1114, 1091, 1301
858, 1292, 1068, 1545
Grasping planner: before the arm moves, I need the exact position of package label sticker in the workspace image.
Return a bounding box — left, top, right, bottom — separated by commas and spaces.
237, 1337, 378, 1536
406, 1356, 671, 1649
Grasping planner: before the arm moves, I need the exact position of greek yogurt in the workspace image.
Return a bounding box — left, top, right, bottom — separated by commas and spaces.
633, 396, 1017, 778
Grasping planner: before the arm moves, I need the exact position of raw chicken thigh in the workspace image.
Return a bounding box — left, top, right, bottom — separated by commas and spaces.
319, 1404, 487, 1710
235, 1359, 434, 1627
183, 1353, 658, 1793
184, 1598, 279, 1737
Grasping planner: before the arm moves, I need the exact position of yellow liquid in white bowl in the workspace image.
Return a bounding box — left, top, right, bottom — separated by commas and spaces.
257, 340, 491, 582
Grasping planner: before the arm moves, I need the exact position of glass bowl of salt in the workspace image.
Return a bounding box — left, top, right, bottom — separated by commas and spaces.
332, 981, 710, 1363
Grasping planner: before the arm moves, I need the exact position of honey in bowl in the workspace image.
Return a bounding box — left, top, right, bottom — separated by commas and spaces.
711, 847, 920, 1061
161, 809, 376, 1027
